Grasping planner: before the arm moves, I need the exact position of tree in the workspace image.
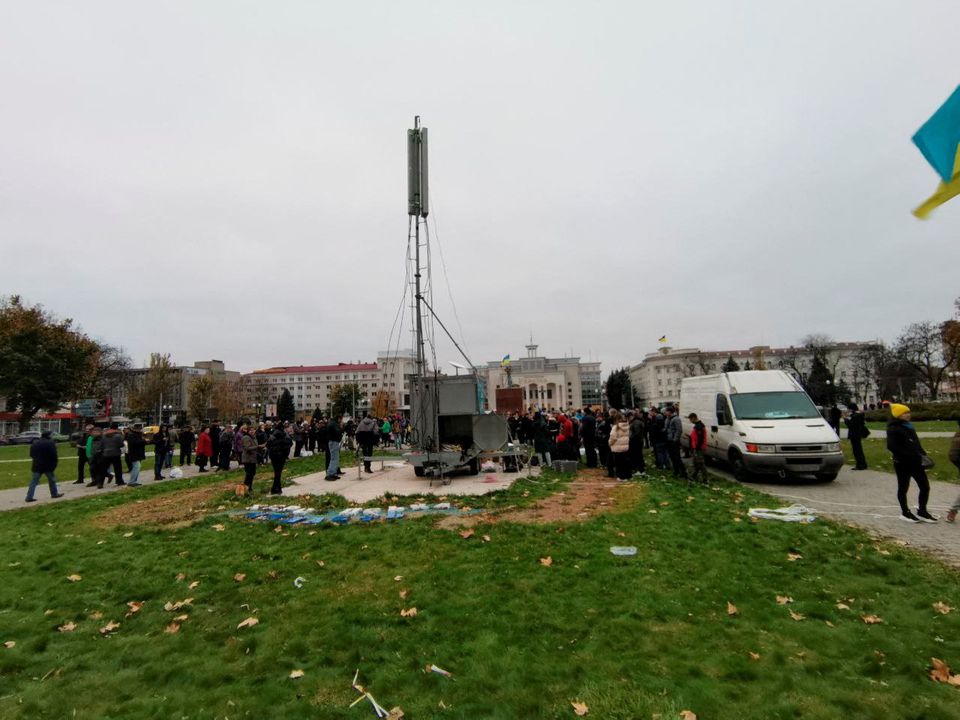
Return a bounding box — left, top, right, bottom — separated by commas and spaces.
894, 321, 959, 401
277, 388, 295, 422
84, 342, 132, 404
604, 368, 637, 409
721, 356, 740, 372
805, 354, 836, 405
329, 383, 364, 418
312, 407, 323, 421
0, 296, 100, 430
128, 353, 178, 420
187, 375, 216, 423
248, 376, 271, 417
212, 377, 244, 422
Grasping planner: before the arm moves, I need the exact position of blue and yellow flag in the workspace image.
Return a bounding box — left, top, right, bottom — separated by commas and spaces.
913, 86, 960, 218
501, 354, 511, 366
658, 335, 667, 344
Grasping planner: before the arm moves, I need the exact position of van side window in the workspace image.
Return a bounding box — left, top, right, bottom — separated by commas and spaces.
716, 394, 732, 425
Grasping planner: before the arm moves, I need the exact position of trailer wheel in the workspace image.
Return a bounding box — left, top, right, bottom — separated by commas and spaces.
413, 466, 425, 477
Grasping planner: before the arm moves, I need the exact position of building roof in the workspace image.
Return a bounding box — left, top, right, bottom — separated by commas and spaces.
250, 363, 379, 375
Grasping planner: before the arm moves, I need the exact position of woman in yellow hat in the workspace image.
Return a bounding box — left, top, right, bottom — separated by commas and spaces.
886, 404, 937, 523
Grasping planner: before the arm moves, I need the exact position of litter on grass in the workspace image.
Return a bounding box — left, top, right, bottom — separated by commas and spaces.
238, 503, 481, 527
426, 664, 453, 678
610, 546, 637, 556
747, 504, 817, 523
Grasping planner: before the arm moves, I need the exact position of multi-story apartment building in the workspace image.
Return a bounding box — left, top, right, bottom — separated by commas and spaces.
475, 343, 602, 412
242, 351, 417, 417
114, 359, 240, 422
628, 343, 875, 408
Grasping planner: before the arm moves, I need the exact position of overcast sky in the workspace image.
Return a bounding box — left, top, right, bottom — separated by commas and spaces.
2, 1, 959, 376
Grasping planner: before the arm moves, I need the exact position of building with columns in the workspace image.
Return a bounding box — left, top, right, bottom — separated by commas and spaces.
475, 343, 602, 412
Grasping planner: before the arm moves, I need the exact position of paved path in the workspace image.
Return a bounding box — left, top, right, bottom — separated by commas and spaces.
716, 465, 960, 568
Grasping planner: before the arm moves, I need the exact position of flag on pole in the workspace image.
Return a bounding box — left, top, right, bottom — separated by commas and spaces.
501, 354, 511, 366
658, 335, 667, 344
912, 86, 960, 218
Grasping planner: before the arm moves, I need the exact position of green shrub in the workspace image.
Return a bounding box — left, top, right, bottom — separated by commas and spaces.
864, 401, 960, 422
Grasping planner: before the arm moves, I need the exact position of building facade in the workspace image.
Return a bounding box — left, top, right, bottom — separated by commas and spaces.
242, 351, 417, 418
628, 343, 876, 408
114, 359, 241, 422
476, 344, 602, 412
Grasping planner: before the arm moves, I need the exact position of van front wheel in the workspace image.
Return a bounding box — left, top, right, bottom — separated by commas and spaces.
730, 453, 751, 482
816, 472, 838, 483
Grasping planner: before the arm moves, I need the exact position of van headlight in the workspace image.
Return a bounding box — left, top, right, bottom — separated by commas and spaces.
826, 442, 840, 452
745, 443, 776, 453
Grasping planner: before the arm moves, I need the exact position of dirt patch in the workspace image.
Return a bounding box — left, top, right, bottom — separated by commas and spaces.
90, 482, 234, 529
437, 469, 645, 529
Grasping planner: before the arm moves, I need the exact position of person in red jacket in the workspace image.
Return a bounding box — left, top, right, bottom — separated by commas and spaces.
196, 425, 213, 473
688, 413, 708, 485
556, 413, 576, 461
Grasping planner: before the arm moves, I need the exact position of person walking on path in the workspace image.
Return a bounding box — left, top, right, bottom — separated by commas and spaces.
325, 416, 344, 480
844, 403, 869, 470
240, 425, 260, 493
664, 406, 688, 480
946, 420, 960, 523
74, 425, 92, 484
85, 427, 105, 488
688, 413, 708, 485
101, 424, 126, 485
179, 426, 195, 466
153, 426, 169, 480
608, 409, 632, 480
196, 425, 212, 472
886, 403, 937, 523
25, 431, 64, 503
355, 413, 378, 474
125, 424, 147, 486
267, 423, 293, 494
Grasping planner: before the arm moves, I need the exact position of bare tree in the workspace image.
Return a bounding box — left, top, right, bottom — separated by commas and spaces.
894, 321, 959, 401
129, 353, 177, 419
187, 375, 216, 423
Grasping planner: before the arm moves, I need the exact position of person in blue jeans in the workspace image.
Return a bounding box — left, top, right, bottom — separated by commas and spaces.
26, 431, 65, 503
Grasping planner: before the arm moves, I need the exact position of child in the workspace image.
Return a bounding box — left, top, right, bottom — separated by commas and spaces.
947, 420, 960, 523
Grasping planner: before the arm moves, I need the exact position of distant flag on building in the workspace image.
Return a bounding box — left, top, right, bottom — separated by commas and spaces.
912, 85, 960, 219
658, 335, 667, 344
501, 354, 511, 366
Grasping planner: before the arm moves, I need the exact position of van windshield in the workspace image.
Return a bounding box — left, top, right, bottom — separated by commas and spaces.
729, 392, 820, 420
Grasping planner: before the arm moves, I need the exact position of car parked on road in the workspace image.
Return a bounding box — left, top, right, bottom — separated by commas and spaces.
10, 430, 42, 445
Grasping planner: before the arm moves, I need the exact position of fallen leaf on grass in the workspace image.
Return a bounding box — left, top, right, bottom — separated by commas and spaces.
399, 589, 409, 599
58, 622, 76, 633
316, 560, 325, 568
212, 524, 225, 532
288, 669, 304, 679
776, 596, 793, 605
727, 602, 739, 616
680, 711, 698, 720
459, 529, 475, 539
175, 573, 186, 581
387, 708, 405, 720
233, 573, 246, 582
188, 581, 200, 590
400, 607, 418, 618
173, 614, 189, 622
237, 617, 259, 630
787, 553, 803, 562
571, 699, 589, 715
749, 652, 760, 661
122, 532, 134, 538
659, 501, 670, 507
164, 598, 193, 612
164, 622, 181, 634
540, 557, 553, 567
66, 575, 82, 583
825, 621, 835, 628
789, 611, 806, 622
88, 611, 103, 620
933, 602, 953, 615
929, 657, 960, 685
99, 621, 120, 635
3, 640, 15, 648
125, 601, 144, 617
836, 603, 851, 611
482, 535, 491, 542
732, 517, 742, 523
648, 510, 658, 514
394, 575, 403, 582
861, 615, 883, 625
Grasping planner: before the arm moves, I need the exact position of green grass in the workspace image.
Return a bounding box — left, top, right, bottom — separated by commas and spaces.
1, 468, 959, 719
866, 420, 959, 433
842, 438, 960, 484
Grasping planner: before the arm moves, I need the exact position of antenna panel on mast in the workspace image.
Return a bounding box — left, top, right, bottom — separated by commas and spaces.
406, 124, 429, 217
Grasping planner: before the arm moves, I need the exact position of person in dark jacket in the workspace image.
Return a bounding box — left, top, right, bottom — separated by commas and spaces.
218, 425, 234, 471
532, 412, 551, 467
355, 413, 378, 474
153, 427, 169, 480
828, 405, 842, 436
843, 403, 868, 470
179, 426, 195, 466
292, 422, 304, 458
125, 424, 147, 486
325, 416, 344, 480
209, 423, 221, 461
946, 419, 960, 523
25, 431, 64, 502
886, 403, 936, 522
596, 411, 611, 470
648, 407, 669, 470
75, 425, 93, 484
86, 427, 106, 488
580, 408, 598, 468
664, 406, 688, 480
101, 424, 126, 485
628, 410, 647, 476
267, 424, 293, 494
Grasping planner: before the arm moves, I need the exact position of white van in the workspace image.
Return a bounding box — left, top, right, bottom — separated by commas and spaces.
680, 370, 844, 482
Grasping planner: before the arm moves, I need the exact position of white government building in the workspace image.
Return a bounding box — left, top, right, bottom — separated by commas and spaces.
628, 343, 876, 409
